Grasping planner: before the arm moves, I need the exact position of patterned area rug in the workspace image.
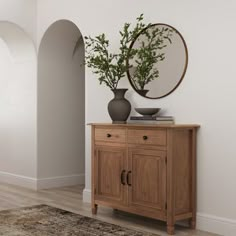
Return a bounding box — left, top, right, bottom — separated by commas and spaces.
0, 205, 159, 236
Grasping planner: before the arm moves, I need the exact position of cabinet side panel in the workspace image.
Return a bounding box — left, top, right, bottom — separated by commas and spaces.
173, 130, 192, 215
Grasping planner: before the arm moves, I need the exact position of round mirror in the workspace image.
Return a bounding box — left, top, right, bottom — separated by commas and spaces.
127, 23, 188, 99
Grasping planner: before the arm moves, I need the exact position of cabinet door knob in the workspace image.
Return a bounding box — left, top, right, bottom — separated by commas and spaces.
143, 135, 148, 140
120, 170, 126, 185
107, 133, 112, 138
126, 171, 132, 186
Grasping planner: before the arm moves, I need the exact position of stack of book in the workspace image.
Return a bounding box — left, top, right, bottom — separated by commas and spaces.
129, 115, 174, 124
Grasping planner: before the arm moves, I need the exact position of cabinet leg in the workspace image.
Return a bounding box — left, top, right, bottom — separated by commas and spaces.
92, 204, 97, 215
167, 224, 175, 235
189, 218, 196, 229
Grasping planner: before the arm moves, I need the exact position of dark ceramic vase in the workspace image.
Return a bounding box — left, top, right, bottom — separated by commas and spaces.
108, 89, 131, 124
136, 89, 149, 97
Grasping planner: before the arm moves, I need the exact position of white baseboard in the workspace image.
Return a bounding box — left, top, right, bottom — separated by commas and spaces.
37, 174, 85, 190
83, 188, 91, 203
197, 213, 236, 236
0, 171, 85, 191
82, 189, 236, 235
0, 171, 37, 190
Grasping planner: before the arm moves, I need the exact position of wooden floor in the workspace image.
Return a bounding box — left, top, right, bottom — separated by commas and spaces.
0, 183, 219, 236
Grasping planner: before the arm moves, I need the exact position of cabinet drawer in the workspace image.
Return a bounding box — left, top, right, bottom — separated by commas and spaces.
128, 129, 166, 146
95, 128, 126, 143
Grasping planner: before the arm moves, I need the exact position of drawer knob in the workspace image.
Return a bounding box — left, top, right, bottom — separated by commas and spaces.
107, 133, 112, 138
143, 135, 148, 140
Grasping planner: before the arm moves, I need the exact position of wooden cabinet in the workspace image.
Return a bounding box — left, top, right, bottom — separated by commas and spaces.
90, 123, 199, 235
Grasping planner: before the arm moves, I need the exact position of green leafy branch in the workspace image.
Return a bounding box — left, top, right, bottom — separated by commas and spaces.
131, 26, 174, 90
75, 14, 150, 90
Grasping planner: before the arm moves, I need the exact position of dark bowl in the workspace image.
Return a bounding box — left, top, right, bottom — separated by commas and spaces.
135, 108, 161, 117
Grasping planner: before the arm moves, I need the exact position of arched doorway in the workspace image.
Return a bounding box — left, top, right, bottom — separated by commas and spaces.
37, 20, 85, 189
0, 22, 37, 188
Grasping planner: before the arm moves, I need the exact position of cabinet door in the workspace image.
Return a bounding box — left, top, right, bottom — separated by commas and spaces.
128, 148, 166, 213
94, 146, 126, 206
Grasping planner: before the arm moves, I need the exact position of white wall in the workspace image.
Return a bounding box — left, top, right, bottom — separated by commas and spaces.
37, 20, 85, 189
0, 1, 85, 190
0, 0, 37, 43
37, 0, 236, 235
0, 22, 37, 188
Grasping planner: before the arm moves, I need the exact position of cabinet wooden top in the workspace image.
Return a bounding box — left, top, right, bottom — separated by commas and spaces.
88, 123, 200, 129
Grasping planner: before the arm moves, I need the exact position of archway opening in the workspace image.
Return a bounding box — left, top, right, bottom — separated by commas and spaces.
38, 20, 85, 189
0, 21, 37, 187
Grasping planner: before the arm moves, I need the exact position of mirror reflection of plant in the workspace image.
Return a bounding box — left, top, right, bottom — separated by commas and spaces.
131, 26, 174, 90
77, 14, 150, 90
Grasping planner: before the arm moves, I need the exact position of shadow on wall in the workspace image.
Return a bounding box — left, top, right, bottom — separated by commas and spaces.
0, 21, 37, 182
37, 20, 85, 188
